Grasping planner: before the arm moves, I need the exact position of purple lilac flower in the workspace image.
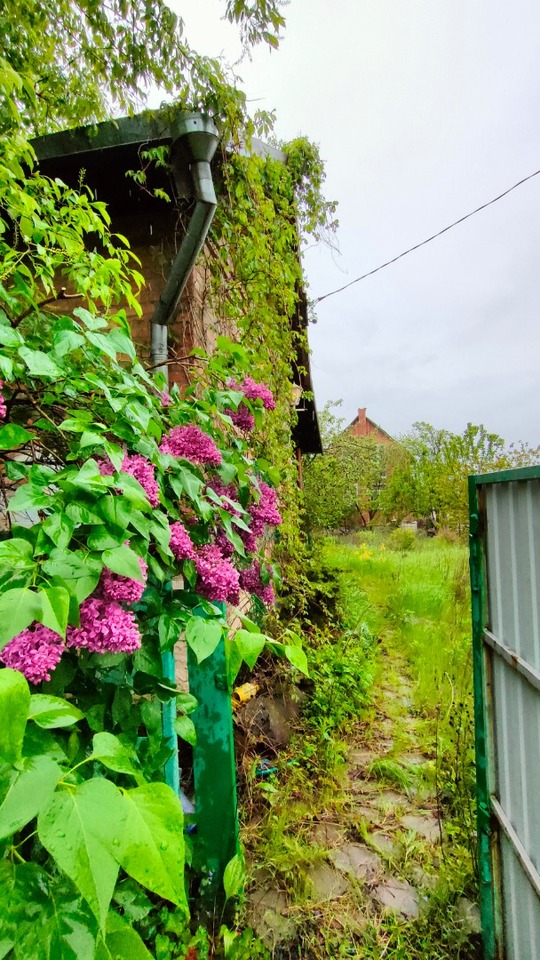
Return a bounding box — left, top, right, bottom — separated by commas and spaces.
0, 382, 6, 420
207, 481, 241, 516
215, 527, 235, 558
239, 563, 276, 606
169, 522, 196, 561
240, 377, 275, 411
224, 405, 255, 432
100, 556, 148, 604
250, 481, 282, 531
160, 391, 173, 407
195, 544, 240, 604
0, 624, 64, 684
160, 425, 222, 467
239, 526, 259, 554
67, 598, 141, 654
99, 454, 160, 508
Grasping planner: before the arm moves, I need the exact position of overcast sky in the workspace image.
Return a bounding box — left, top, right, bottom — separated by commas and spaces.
171, 0, 540, 445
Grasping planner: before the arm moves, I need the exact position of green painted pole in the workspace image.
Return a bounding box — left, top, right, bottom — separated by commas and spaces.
187, 607, 239, 912
468, 476, 499, 960
162, 648, 180, 796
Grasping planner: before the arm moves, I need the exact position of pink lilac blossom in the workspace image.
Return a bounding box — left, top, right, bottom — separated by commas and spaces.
169, 522, 196, 561
250, 481, 282, 532
239, 563, 276, 606
67, 598, 141, 654
239, 526, 259, 554
195, 544, 240, 604
0, 382, 6, 420
224, 405, 255, 432
160, 391, 173, 407
0, 624, 64, 684
240, 377, 275, 411
207, 481, 241, 516
99, 454, 160, 508
100, 556, 148, 604
160, 425, 222, 467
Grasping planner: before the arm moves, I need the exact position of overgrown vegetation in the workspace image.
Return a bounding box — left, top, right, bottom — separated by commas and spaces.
241, 533, 479, 959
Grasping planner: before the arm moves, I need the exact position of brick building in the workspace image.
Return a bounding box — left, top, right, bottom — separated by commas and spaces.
32, 110, 322, 457
348, 407, 395, 444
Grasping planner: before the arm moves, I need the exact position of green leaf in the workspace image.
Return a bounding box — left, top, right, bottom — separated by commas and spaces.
0, 668, 30, 763
234, 629, 266, 669
185, 618, 223, 664
223, 853, 245, 902
18, 347, 63, 378
40, 585, 70, 637
8, 482, 53, 512
53, 329, 85, 357
102, 545, 143, 582
28, 695, 83, 729
42, 513, 74, 549
0, 325, 22, 347
0, 755, 62, 839
119, 783, 188, 912
0, 423, 34, 450
176, 691, 198, 715
283, 644, 309, 677
105, 911, 153, 960
174, 715, 196, 746
38, 778, 127, 929
0, 588, 43, 647
0, 537, 34, 569
91, 732, 144, 784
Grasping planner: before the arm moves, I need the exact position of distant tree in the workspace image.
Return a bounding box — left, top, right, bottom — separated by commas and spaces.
380, 421, 540, 534
303, 401, 397, 530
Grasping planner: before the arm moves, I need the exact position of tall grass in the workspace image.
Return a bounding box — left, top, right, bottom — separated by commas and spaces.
322, 535, 476, 847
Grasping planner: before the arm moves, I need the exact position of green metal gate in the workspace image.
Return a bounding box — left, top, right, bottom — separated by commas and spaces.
469, 467, 540, 959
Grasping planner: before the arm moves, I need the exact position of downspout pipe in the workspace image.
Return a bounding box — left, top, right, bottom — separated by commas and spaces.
153, 113, 219, 799
150, 113, 219, 373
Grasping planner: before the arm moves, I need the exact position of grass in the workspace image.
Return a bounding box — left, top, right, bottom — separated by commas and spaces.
240, 532, 479, 959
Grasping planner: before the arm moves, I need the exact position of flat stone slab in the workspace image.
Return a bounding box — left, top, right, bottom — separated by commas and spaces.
312, 822, 345, 846
248, 888, 297, 948
372, 877, 420, 918
409, 865, 438, 891
400, 752, 427, 766
328, 843, 384, 880
348, 749, 376, 769
307, 862, 350, 901
401, 814, 441, 842
369, 832, 401, 858
376, 790, 407, 811
351, 803, 380, 823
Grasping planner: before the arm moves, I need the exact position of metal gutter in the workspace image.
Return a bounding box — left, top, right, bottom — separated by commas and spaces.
150, 113, 219, 374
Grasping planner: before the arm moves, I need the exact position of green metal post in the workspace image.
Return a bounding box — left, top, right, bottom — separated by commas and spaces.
187, 606, 239, 911
162, 649, 180, 796
468, 476, 499, 960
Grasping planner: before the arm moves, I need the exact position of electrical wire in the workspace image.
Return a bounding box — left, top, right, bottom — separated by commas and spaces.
313, 167, 540, 305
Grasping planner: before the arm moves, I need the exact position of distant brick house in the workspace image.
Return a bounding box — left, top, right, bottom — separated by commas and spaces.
348, 407, 395, 445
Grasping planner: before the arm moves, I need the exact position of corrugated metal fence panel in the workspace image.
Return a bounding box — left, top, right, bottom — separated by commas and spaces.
481, 476, 540, 959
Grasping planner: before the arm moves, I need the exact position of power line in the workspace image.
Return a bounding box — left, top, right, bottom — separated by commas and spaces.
313, 167, 540, 306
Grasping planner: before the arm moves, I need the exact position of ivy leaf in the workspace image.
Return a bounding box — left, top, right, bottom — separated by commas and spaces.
234, 629, 266, 669
0, 755, 62, 839
18, 347, 63, 378
174, 715, 196, 746
0, 668, 30, 763
185, 618, 223, 664
102, 545, 144, 582
119, 783, 188, 912
0, 424, 34, 450
28, 695, 83, 729
91, 732, 145, 785
38, 778, 127, 929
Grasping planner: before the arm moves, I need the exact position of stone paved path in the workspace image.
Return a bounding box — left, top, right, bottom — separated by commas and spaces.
247, 650, 481, 953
